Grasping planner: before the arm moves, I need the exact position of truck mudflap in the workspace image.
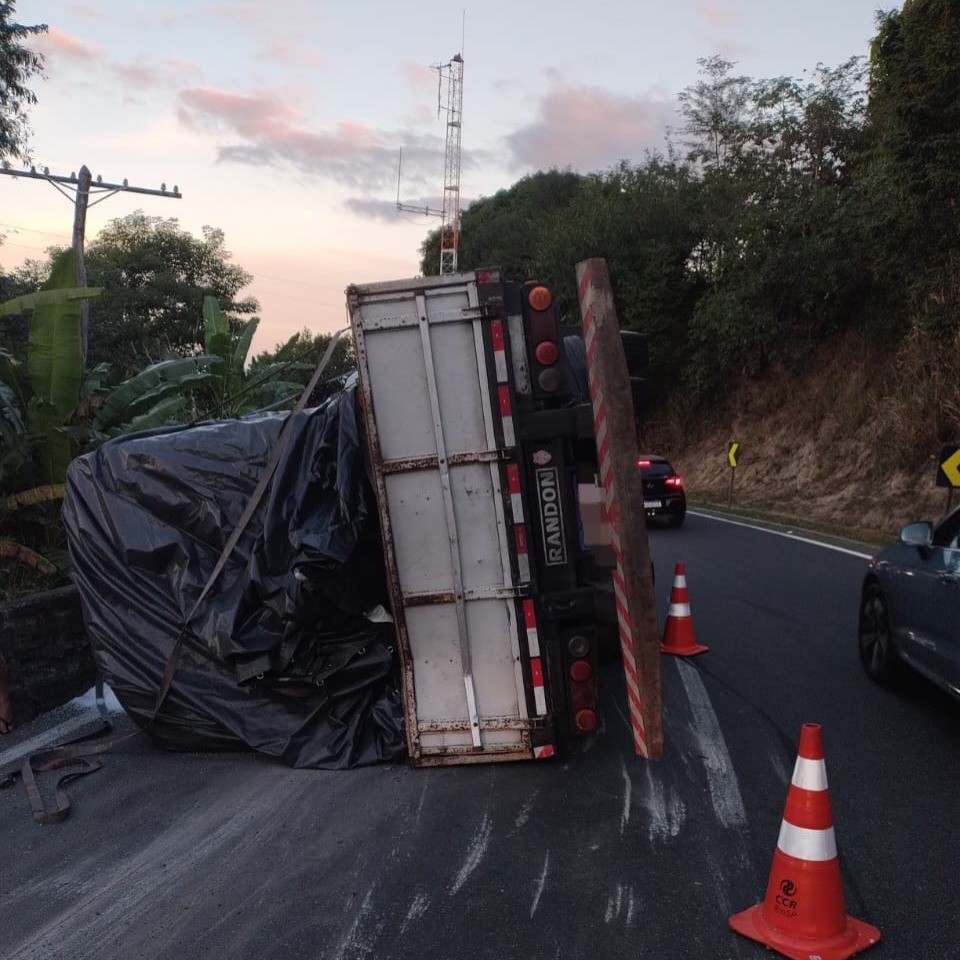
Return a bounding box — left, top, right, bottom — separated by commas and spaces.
348, 274, 556, 765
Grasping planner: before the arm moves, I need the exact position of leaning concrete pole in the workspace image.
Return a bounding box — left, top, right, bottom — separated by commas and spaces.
576, 258, 663, 759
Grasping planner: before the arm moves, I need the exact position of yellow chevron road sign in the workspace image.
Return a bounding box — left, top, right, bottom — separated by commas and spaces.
937, 446, 960, 488
727, 441, 740, 469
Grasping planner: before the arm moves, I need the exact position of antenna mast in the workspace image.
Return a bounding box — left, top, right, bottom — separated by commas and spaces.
396, 52, 464, 275
438, 53, 463, 275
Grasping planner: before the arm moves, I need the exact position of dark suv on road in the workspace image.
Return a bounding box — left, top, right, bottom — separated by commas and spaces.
638, 455, 686, 527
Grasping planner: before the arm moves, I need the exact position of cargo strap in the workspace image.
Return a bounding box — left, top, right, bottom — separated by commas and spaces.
2, 332, 347, 824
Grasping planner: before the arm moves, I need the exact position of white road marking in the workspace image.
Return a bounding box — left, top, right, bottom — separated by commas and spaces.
687, 510, 873, 559
677, 660, 747, 828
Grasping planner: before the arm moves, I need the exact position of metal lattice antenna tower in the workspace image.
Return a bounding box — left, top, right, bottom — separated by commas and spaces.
438, 54, 463, 275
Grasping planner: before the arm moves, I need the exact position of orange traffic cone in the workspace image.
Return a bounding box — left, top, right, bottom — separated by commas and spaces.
660, 562, 708, 656
729, 723, 881, 960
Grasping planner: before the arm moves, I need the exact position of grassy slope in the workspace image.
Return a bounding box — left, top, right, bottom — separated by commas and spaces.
649, 332, 959, 546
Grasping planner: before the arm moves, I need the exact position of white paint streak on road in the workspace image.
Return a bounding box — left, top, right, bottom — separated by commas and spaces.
604, 884, 635, 925
449, 812, 492, 896
333, 884, 379, 960
677, 660, 747, 828
642, 764, 686, 841
414, 774, 430, 826
619, 755, 632, 835
514, 790, 538, 830
399, 893, 430, 938
530, 851, 550, 918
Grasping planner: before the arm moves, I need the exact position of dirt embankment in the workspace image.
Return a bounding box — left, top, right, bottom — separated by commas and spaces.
647, 334, 958, 545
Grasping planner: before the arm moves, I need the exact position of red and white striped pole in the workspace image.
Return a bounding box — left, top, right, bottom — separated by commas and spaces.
576, 258, 663, 759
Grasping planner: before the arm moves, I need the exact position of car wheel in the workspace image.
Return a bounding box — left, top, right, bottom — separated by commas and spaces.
858, 585, 900, 684
668, 511, 685, 528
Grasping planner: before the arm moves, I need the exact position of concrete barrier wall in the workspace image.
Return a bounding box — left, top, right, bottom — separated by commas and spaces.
0, 585, 95, 728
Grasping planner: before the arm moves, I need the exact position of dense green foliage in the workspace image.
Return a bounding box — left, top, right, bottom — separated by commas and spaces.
10, 213, 261, 377
0, 1, 46, 162
420, 4, 960, 452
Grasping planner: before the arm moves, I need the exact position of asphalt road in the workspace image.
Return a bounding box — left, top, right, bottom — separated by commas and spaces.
1, 511, 958, 960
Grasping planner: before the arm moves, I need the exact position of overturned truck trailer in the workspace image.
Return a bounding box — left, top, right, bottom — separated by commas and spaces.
347, 269, 605, 765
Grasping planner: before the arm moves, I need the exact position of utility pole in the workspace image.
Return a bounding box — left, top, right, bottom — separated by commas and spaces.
0, 162, 181, 369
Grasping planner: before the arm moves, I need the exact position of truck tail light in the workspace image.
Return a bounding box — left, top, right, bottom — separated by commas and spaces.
567, 635, 590, 658
574, 709, 598, 732
522, 281, 567, 398
534, 341, 559, 365
569, 659, 592, 683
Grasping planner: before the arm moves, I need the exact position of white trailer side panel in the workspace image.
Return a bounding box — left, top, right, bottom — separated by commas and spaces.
348, 275, 534, 764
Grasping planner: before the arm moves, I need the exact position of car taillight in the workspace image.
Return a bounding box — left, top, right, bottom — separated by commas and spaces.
665, 476, 684, 488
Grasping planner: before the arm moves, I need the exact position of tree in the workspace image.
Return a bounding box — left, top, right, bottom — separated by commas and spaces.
859, 0, 960, 335
249, 328, 355, 407
419, 170, 585, 278
0, 1, 46, 163
73, 212, 259, 375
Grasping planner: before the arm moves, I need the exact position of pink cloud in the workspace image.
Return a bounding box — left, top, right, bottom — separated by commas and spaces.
111, 62, 161, 89
33, 27, 100, 61
163, 55, 202, 73
506, 86, 675, 172
177, 86, 448, 193
693, 2, 741, 29
402, 63, 435, 93
66, 4, 104, 19
258, 39, 325, 69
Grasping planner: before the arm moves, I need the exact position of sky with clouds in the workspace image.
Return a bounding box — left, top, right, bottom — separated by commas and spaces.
2, 0, 885, 354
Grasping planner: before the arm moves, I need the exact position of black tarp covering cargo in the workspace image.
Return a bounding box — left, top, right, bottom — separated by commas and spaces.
62, 382, 405, 768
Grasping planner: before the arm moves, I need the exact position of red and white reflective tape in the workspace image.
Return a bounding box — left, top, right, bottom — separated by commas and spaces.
507, 463, 524, 523
497, 385, 516, 448
777, 726, 837, 862
514, 524, 531, 583
522, 599, 541, 657
529, 655, 548, 716
490, 319, 509, 383
667, 567, 692, 618
578, 264, 649, 758
534, 744, 555, 760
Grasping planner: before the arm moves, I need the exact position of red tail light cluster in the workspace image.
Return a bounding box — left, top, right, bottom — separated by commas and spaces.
566, 633, 598, 734
523, 282, 563, 394
664, 475, 684, 488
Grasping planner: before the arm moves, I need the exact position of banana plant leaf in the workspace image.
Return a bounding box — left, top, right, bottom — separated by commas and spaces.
2, 484, 66, 511
28, 396, 74, 484
26, 250, 99, 421
0, 286, 103, 318
92, 356, 219, 433
112, 395, 187, 437
0, 539, 59, 575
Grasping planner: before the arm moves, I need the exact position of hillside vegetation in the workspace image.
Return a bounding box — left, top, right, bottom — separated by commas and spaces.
421, 1, 960, 541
